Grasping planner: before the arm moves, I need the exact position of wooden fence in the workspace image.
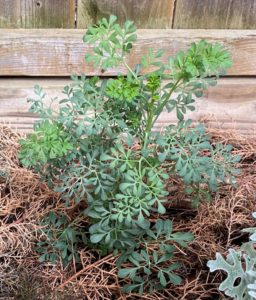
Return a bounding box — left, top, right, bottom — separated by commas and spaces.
0, 0, 256, 134
1, 0, 256, 29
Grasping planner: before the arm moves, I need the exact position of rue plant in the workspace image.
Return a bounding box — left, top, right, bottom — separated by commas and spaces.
19, 16, 240, 293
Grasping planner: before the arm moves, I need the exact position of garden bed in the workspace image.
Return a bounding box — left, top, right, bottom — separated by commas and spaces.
0, 124, 255, 300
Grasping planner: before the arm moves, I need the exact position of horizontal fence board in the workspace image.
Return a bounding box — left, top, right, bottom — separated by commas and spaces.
0, 0, 75, 28
0, 78, 255, 134
0, 29, 256, 76
174, 0, 256, 29
77, 0, 175, 29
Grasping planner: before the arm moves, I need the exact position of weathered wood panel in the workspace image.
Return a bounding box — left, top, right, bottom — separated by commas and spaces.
0, 78, 255, 134
0, 29, 256, 76
174, 0, 256, 29
77, 0, 175, 29
0, 0, 75, 28
0, 79, 69, 132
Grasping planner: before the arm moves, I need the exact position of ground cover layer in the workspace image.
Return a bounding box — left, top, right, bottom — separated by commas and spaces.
0, 124, 255, 300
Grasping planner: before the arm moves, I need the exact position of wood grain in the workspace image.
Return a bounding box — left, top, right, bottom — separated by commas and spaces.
174, 0, 256, 29
0, 29, 256, 76
0, 78, 255, 134
0, 0, 75, 28
77, 0, 175, 29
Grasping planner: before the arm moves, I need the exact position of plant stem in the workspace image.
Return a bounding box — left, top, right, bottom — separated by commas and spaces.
143, 100, 155, 150
145, 109, 155, 133
143, 80, 181, 150
152, 78, 182, 127
123, 60, 138, 80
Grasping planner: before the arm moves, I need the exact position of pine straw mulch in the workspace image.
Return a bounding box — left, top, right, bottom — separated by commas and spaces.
0, 124, 255, 300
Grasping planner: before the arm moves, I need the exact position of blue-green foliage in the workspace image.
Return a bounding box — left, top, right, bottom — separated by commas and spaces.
19, 16, 239, 294
84, 15, 137, 69
36, 212, 86, 266
117, 219, 193, 293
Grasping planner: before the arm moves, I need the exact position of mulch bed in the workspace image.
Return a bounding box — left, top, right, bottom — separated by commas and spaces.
0, 124, 255, 300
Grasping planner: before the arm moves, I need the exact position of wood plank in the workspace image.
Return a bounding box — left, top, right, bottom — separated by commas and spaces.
173, 0, 256, 29
0, 78, 255, 134
77, 0, 175, 29
0, 0, 75, 28
0, 29, 256, 76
